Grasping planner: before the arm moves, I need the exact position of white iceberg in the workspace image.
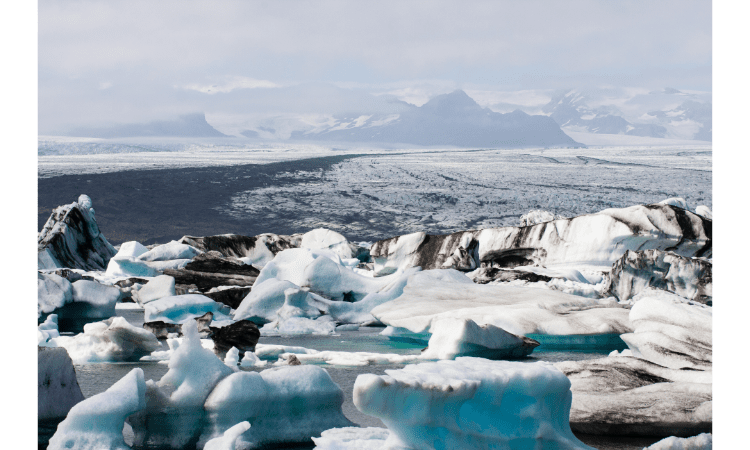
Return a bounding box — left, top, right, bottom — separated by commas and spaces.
144, 294, 232, 324
645, 433, 712, 450
421, 318, 539, 360
301, 227, 353, 259
620, 290, 712, 370
353, 358, 593, 449
38, 272, 73, 317
371, 269, 631, 344
138, 241, 202, 262
201, 365, 353, 448
38, 314, 61, 345
203, 421, 251, 450
312, 427, 390, 450
43, 317, 161, 363
135, 274, 177, 304
47, 368, 146, 450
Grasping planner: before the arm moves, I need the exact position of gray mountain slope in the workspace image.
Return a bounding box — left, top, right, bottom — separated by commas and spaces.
291, 90, 582, 148
68, 113, 228, 138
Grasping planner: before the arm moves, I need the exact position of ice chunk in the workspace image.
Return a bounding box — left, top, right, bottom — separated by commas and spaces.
203, 421, 251, 450
370, 203, 711, 273
38, 272, 73, 317
607, 250, 712, 303
312, 427, 390, 450
354, 358, 593, 449
47, 368, 146, 450
131, 320, 234, 449
694, 205, 712, 220
371, 269, 631, 339
645, 433, 712, 450
556, 356, 711, 436
239, 351, 267, 368
38, 196, 117, 271
260, 316, 337, 336
144, 294, 232, 324
301, 228, 352, 259
233, 278, 299, 323
620, 291, 711, 370
44, 317, 160, 363
70, 279, 122, 312
201, 365, 353, 448
138, 241, 202, 262
38, 347, 85, 421
223, 347, 240, 369
519, 209, 560, 226
658, 197, 689, 209
254, 248, 331, 287
136, 275, 176, 304
421, 318, 539, 360
38, 314, 61, 344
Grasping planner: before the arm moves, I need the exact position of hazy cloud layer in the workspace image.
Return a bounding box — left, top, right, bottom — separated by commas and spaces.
39, 0, 711, 134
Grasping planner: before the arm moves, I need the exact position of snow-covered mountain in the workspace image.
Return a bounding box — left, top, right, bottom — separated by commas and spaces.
542, 88, 711, 141
286, 90, 581, 148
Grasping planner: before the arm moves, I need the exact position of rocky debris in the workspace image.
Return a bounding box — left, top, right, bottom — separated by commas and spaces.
144, 311, 214, 340
370, 203, 711, 274
556, 356, 711, 437
203, 286, 253, 310
470, 267, 553, 284
210, 319, 261, 359
286, 354, 302, 365
179, 233, 301, 263
162, 251, 259, 291
607, 249, 712, 304
38, 195, 117, 271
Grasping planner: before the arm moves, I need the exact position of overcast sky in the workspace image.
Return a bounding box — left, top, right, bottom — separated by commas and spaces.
38, 0, 712, 134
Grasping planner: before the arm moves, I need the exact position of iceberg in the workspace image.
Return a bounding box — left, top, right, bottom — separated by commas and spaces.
47, 368, 146, 450
200, 365, 353, 448
38, 194, 117, 271
353, 358, 593, 449
38, 347, 85, 421
43, 317, 161, 363
135, 274, 176, 304
312, 427, 390, 450
556, 356, 711, 436
421, 318, 540, 360
144, 294, 232, 324
620, 290, 711, 370
138, 241, 202, 262
179, 232, 302, 268
301, 227, 353, 259
371, 270, 631, 343
38, 272, 73, 317
645, 433, 712, 450
370, 203, 711, 274
607, 250, 712, 304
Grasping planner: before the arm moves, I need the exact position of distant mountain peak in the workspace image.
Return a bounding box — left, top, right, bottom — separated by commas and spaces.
419, 90, 484, 115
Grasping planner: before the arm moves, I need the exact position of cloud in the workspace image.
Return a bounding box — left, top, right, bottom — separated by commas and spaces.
181, 76, 281, 94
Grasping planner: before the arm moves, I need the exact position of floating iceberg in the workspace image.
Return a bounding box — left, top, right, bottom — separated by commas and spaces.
138, 241, 202, 262
607, 250, 712, 304
43, 317, 160, 363
180, 232, 301, 268
38, 272, 73, 317
38, 347, 85, 421
620, 290, 712, 370
301, 227, 353, 259
38, 314, 61, 345
201, 365, 353, 448
370, 203, 711, 274
105, 240, 191, 278
556, 355, 711, 436
135, 274, 176, 304
353, 358, 593, 449
645, 433, 712, 450
312, 427, 390, 450
47, 368, 146, 450
421, 318, 539, 360
144, 294, 233, 324
371, 270, 631, 344
38, 194, 117, 271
